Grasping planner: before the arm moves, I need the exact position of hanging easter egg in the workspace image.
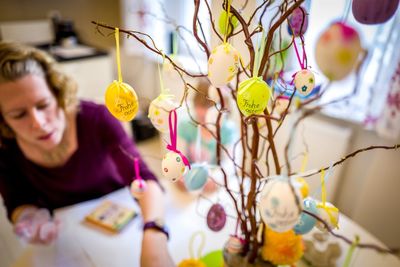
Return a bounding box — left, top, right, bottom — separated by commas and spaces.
315, 202, 340, 231
105, 81, 139, 121
274, 95, 290, 115
183, 163, 209, 191
352, 0, 399, 25
288, 6, 309, 36
218, 9, 239, 35
208, 43, 240, 88
315, 22, 363, 81
295, 177, 310, 198
294, 69, 315, 96
148, 94, 177, 133
162, 151, 187, 182
207, 203, 227, 232
259, 176, 303, 233
130, 179, 147, 199
237, 76, 271, 117
294, 198, 318, 235
226, 235, 245, 254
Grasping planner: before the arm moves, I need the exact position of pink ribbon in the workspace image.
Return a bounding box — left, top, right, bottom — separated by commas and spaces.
387, 92, 400, 111
292, 35, 307, 70
134, 157, 142, 181
167, 109, 191, 169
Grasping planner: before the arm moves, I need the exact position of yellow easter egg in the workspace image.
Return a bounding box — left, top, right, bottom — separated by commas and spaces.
237, 76, 271, 117
315, 22, 362, 81
105, 80, 139, 121
208, 43, 240, 88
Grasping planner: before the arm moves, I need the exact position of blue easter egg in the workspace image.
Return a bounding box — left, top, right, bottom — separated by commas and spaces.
183, 163, 208, 191
294, 198, 318, 235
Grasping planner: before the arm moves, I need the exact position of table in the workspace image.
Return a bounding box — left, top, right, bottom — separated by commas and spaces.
10, 185, 400, 267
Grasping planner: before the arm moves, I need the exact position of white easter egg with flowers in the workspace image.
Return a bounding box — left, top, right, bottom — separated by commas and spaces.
294, 69, 315, 96
148, 95, 177, 133
161, 151, 187, 182
259, 176, 303, 232
208, 43, 240, 88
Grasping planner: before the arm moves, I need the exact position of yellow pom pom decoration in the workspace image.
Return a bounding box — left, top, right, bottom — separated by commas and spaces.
178, 259, 206, 267
105, 80, 139, 122
261, 227, 304, 265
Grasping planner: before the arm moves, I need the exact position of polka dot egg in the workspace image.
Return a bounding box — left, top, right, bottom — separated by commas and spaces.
161, 151, 187, 182
294, 69, 315, 96
208, 43, 240, 88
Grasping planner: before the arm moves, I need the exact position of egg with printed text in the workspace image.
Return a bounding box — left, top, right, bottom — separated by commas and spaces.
105, 80, 139, 121
237, 76, 271, 117
162, 151, 187, 182
130, 179, 147, 199
315, 202, 340, 231
148, 95, 177, 133
294, 69, 315, 96
208, 43, 240, 87
294, 198, 318, 235
259, 176, 303, 232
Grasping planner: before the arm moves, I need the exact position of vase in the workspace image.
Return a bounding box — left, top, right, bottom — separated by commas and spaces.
223, 246, 276, 267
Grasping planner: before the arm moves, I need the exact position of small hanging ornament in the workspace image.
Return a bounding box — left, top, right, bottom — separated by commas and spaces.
105, 28, 139, 121
294, 197, 318, 235
352, 0, 399, 25
161, 109, 191, 182
294, 69, 315, 96
259, 176, 303, 233
315, 22, 363, 81
183, 163, 208, 191
208, 43, 240, 88
130, 158, 147, 199
226, 235, 246, 254
207, 203, 227, 232
237, 76, 271, 117
288, 6, 309, 36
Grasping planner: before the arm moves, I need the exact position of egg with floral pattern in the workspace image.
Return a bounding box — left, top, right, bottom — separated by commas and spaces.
161, 151, 187, 182
148, 94, 177, 133
288, 6, 309, 36
208, 43, 240, 88
294, 69, 315, 96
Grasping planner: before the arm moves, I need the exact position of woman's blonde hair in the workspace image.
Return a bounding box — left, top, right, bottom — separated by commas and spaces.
0, 42, 78, 141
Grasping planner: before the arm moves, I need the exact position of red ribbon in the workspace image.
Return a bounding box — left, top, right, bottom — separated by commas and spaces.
167, 109, 191, 169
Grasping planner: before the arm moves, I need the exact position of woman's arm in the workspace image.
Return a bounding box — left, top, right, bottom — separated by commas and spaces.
137, 180, 175, 267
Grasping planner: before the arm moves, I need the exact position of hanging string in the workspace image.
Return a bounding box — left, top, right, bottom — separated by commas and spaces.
253, 28, 266, 78
343, 235, 360, 267
157, 52, 167, 95
292, 36, 307, 70
167, 109, 191, 169
195, 124, 202, 162
300, 152, 309, 173
317, 164, 339, 228
115, 28, 123, 83
172, 31, 178, 57
189, 231, 206, 259
223, 0, 232, 44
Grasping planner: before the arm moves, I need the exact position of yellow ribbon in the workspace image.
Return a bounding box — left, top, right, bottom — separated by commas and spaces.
317, 168, 339, 228
223, 0, 232, 44
300, 153, 308, 173
115, 28, 122, 83
343, 235, 360, 267
189, 231, 206, 259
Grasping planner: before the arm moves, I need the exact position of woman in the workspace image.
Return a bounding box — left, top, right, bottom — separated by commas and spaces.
0, 42, 174, 267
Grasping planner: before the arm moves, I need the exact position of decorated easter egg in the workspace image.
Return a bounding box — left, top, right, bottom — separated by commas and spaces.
218, 9, 239, 35
294, 69, 315, 96
148, 94, 177, 133
315, 22, 362, 81
226, 235, 245, 254
237, 76, 271, 117
130, 179, 147, 199
315, 202, 340, 231
274, 95, 290, 115
184, 163, 209, 191
259, 176, 303, 232
162, 151, 187, 182
207, 203, 227, 232
294, 198, 318, 235
288, 6, 309, 36
295, 177, 309, 198
105, 80, 139, 121
208, 43, 240, 87
352, 0, 399, 25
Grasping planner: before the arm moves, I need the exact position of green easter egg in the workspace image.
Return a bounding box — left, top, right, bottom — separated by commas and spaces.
237, 77, 271, 117
218, 10, 239, 35
200, 250, 223, 267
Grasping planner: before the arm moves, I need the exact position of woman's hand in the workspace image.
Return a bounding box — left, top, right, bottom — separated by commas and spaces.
141, 230, 175, 267
13, 207, 60, 245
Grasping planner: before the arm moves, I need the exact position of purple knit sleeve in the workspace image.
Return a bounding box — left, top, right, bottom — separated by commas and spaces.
97, 106, 158, 185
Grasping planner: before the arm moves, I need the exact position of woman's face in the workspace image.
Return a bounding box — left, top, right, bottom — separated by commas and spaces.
0, 74, 66, 151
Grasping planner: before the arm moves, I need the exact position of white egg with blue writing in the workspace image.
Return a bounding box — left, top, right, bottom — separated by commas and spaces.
259, 176, 303, 232
294, 197, 318, 234
294, 69, 315, 96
